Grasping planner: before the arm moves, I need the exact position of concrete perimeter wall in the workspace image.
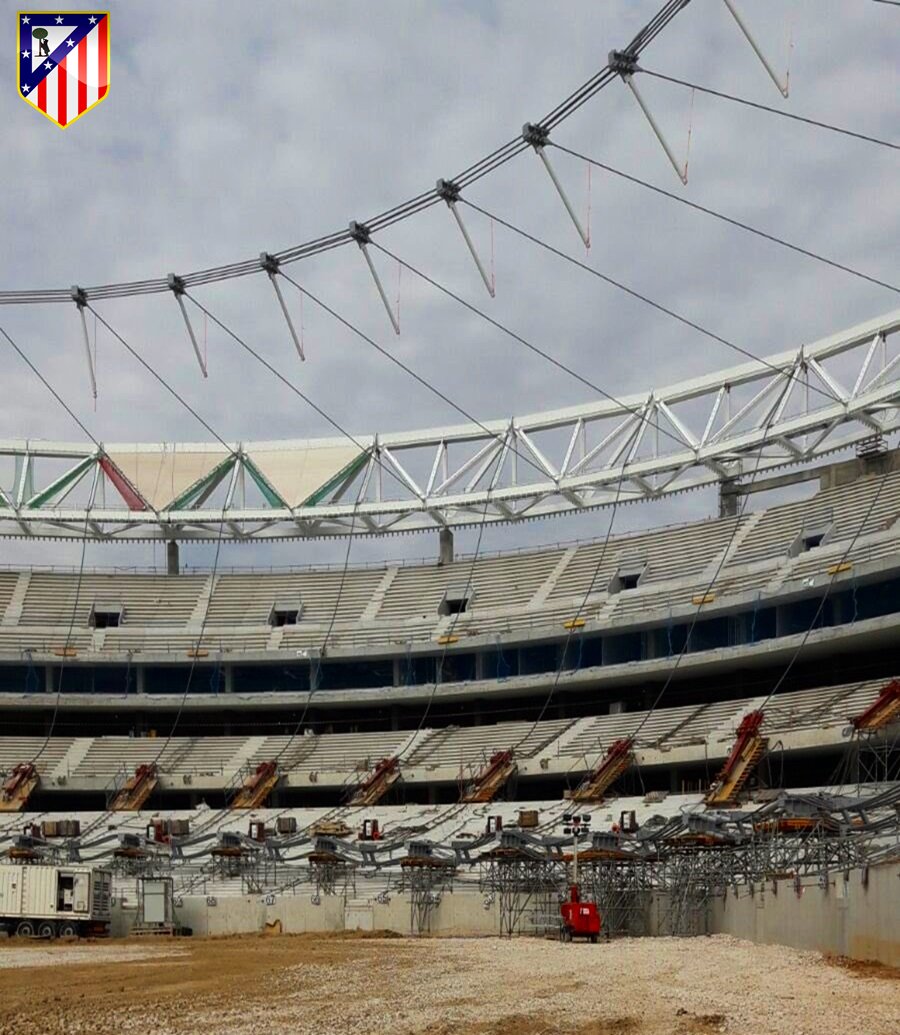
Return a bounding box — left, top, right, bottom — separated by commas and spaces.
112, 889, 502, 940
709, 863, 900, 967
112, 864, 900, 967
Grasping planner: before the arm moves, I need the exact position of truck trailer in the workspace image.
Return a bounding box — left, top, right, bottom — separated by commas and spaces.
0, 864, 112, 938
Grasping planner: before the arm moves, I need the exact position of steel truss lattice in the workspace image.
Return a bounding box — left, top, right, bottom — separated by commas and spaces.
2, 311, 899, 541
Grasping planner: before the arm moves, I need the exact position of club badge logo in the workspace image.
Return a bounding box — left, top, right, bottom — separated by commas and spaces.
18, 11, 109, 128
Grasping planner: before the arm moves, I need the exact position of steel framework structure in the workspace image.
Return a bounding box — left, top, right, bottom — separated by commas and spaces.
2, 310, 898, 541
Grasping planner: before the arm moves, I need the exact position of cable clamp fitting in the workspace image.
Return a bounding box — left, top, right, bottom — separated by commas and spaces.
608, 50, 639, 78
436, 179, 461, 203
522, 123, 550, 150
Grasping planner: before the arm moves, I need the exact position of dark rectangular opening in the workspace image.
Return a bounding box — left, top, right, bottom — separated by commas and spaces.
91, 611, 121, 629
271, 608, 300, 627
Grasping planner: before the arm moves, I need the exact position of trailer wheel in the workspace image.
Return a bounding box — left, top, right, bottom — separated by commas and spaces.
590, 933, 599, 944
15, 920, 34, 938
37, 921, 56, 939
58, 921, 78, 938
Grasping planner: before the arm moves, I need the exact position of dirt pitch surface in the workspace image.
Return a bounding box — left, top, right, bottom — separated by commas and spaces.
0, 933, 897, 1035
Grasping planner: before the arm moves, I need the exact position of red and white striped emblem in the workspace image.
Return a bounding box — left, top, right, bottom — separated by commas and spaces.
18, 12, 110, 129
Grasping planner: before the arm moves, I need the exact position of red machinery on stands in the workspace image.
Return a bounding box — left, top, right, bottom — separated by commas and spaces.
0, 763, 39, 812
567, 738, 634, 803
109, 763, 158, 812
851, 679, 900, 732
350, 757, 400, 806
230, 761, 280, 810
461, 749, 517, 803
704, 710, 767, 807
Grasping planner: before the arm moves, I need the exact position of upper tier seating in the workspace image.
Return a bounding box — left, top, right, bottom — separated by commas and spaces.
0, 464, 897, 660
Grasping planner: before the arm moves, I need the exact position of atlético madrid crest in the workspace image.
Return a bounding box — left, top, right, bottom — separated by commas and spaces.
17, 11, 109, 128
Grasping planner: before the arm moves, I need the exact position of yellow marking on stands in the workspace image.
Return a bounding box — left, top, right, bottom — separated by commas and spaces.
827, 562, 853, 575
437, 635, 459, 645
691, 592, 716, 606
563, 618, 586, 630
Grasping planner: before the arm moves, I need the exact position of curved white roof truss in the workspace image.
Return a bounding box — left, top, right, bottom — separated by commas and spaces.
1, 309, 898, 541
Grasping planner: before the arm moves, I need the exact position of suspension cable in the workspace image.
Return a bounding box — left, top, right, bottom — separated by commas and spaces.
639, 68, 899, 151
0, 0, 695, 307
462, 199, 846, 410
550, 142, 899, 295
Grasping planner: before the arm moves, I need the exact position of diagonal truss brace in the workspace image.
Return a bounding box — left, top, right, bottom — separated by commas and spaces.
168, 274, 207, 377
70, 286, 97, 401
437, 180, 495, 297
522, 124, 591, 247
721, 0, 790, 98
261, 252, 305, 361
349, 221, 400, 335
609, 52, 688, 185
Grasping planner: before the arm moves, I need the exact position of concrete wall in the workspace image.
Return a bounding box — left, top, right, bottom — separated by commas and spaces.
113, 889, 502, 939
709, 863, 900, 967
111, 865, 900, 968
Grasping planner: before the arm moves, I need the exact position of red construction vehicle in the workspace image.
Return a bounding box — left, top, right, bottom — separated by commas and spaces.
559, 885, 601, 943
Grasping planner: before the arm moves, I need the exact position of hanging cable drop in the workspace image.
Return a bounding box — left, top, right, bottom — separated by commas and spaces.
436, 180, 496, 297
522, 123, 591, 247
609, 50, 689, 185
349, 221, 400, 335
721, 0, 790, 98
260, 252, 305, 361
70, 285, 97, 402
167, 273, 208, 377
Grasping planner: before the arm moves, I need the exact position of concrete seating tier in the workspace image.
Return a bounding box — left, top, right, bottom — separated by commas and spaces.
0, 469, 895, 661
408, 718, 573, 768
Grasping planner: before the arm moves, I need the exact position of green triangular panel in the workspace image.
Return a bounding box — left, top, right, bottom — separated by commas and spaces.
169, 456, 235, 510
27, 456, 95, 509
241, 457, 287, 508
301, 450, 370, 507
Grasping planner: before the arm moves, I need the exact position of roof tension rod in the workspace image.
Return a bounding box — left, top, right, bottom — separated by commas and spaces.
436, 180, 495, 297
260, 253, 305, 361
722, 0, 789, 98
609, 51, 688, 186
522, 124, 591, 248
167, 273, 207, 378
70, 286, 97, 401
349, 221, 400, 335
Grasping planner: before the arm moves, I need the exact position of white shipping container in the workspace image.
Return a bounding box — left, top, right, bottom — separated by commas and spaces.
0, 864, 111, 931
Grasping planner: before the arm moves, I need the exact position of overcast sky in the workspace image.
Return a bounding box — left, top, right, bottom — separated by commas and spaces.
0, 0, 897, 570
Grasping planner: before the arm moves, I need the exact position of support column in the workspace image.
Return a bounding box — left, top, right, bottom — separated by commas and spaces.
167, 540, 180, 575
438, 528, 454, 566
719, 479, 740, 518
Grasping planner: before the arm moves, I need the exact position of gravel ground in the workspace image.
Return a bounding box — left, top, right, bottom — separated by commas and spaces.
0, 933, 897, 1035
0, 942, 186, 970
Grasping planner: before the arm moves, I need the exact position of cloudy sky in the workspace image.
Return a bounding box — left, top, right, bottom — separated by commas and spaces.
0, 0, 897, 570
